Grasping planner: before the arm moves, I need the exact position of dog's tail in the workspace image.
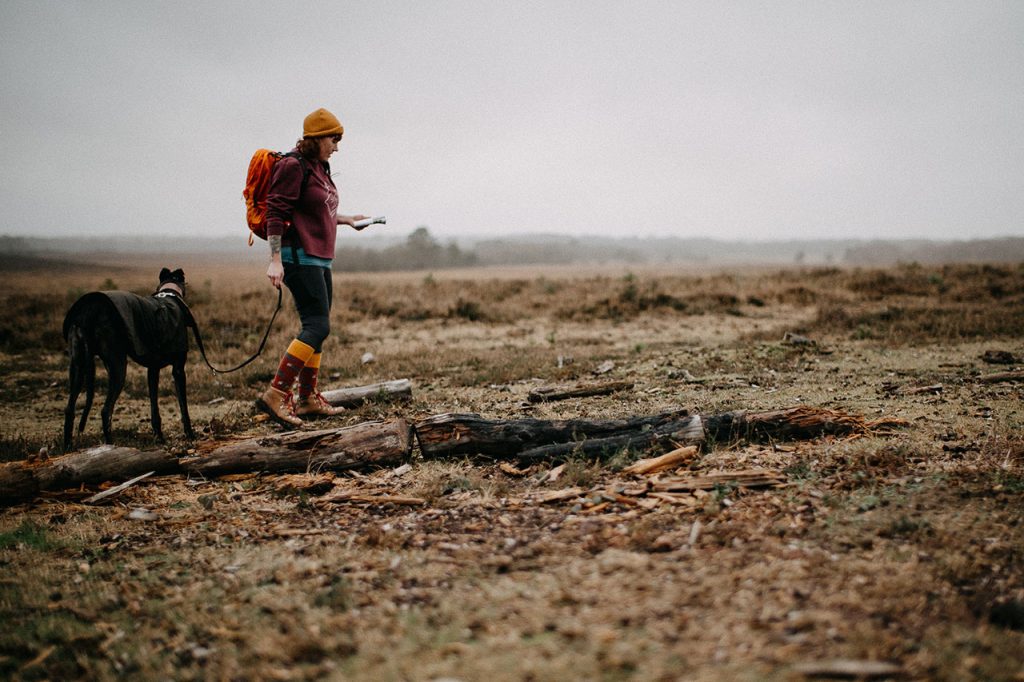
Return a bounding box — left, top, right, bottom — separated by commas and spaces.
63, 323, 95, 449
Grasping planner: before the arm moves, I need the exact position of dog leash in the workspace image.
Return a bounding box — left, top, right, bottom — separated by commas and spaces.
184, 287, 283, 374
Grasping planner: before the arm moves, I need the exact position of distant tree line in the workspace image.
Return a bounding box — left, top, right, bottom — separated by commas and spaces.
333, 227, 478, 272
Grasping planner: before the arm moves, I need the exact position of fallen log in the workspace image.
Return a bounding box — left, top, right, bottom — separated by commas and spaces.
415, 409, 697, 460
416, 405, 900, 462
320, 379, 413, 407
0, 445, 180, 506
184, 419, 412, 478
527, 380, 634, 403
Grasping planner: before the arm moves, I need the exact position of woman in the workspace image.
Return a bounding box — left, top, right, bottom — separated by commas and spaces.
257, 107, 370, 427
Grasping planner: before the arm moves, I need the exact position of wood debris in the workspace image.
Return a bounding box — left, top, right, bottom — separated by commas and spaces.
650, 469, 787, 492
792, 659, 903, 679
84, 471, 155, 504
621, 446, 699, 475
527, 487, 585, 504
499, 462, 530, 477
319, 490, 425, 506
527, 380, 634, 403
320, 378, 412, 407
269, 526, 328, 538
978, 369, 1024, 384
270, 473, 336, 497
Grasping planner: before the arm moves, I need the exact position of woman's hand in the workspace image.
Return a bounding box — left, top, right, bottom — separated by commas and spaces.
266, 259, 284, 289
338, 214, 370, 230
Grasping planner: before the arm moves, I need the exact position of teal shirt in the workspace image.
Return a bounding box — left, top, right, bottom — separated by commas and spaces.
281, 246, 332, 269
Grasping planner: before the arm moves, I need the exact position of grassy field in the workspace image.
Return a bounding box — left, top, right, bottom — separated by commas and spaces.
1, 257, 1022, 680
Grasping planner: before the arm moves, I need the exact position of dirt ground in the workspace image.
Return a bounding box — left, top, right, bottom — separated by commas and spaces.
1, 259, 1023, 681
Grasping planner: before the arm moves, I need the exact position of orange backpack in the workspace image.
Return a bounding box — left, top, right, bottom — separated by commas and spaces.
242, 150, 310, 245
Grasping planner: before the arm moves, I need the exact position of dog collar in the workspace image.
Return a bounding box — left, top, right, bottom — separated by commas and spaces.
155, 284, 184, 298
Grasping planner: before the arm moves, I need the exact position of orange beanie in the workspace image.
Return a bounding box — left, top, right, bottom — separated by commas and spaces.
303, 108, 344, 138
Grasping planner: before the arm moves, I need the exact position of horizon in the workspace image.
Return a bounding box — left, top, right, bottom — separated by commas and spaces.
6, 231, 1024, 247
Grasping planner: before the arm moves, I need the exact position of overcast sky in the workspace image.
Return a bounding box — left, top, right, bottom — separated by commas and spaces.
2, 1, 1022, 243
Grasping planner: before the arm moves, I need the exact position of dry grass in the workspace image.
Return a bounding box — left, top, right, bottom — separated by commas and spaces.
1, 258, 1023, 680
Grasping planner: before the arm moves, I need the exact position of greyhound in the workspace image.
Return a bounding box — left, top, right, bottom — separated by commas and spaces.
62, 268, 197, 451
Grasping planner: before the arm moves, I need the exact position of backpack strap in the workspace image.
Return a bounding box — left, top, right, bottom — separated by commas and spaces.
283, 151, 312, 198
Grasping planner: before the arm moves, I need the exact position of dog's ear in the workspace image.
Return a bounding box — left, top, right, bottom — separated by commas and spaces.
171, 268, 185, 284
159, 267, 172, 283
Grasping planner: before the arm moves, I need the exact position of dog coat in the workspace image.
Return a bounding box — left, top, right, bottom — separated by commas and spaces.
63, 291, 194, 360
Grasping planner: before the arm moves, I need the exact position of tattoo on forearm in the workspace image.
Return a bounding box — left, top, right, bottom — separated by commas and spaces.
269, 235, 281, 256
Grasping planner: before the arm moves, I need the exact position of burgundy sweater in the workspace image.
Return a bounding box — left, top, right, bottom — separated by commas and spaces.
264, 151, 339, 259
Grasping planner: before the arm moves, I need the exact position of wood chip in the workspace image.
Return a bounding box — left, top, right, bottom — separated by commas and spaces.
217, 473, 261, 482
529, 487, 585, 504
793, 659, 903, 678
270, 473, 335, 496
499, 462, 530, 477
269, 527, 327, 537
687, 519, 702, 546
319, 490, 426, 506
622, 446, 699, 475
651, 468, 787, 492
545, 463, 566, 482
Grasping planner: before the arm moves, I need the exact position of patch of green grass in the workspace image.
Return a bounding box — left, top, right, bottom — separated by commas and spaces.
992, 472, 1024, 494
0, 520, 57, 551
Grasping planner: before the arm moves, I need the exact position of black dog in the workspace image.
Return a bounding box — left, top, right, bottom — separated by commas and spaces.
63, 268, 197, 450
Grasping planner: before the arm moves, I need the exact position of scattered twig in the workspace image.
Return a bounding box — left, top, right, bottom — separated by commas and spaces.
527, 380, 634, 403
319, 490, 425, 506
978, 370, 1024, 384
792, 659, 903, 679
83, 471, 155, 504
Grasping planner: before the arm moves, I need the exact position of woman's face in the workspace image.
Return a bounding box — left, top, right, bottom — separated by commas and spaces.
317, 134, 341, 161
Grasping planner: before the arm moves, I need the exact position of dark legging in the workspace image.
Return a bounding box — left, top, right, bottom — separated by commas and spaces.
283, 264, 332, 352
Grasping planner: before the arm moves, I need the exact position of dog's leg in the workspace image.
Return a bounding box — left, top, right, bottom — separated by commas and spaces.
78, 354, 96, 435
147, 366, 165, 442
101, 357, 127, 445
171, 359, 195, 440
63, 326, 87, 451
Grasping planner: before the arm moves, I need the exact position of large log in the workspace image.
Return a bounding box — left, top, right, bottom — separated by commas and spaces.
415, 409, 696, 460
0, 445, 180, 506
320, 379, 413, 408
415, 405, 895, 461
184, 419, 412, 477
